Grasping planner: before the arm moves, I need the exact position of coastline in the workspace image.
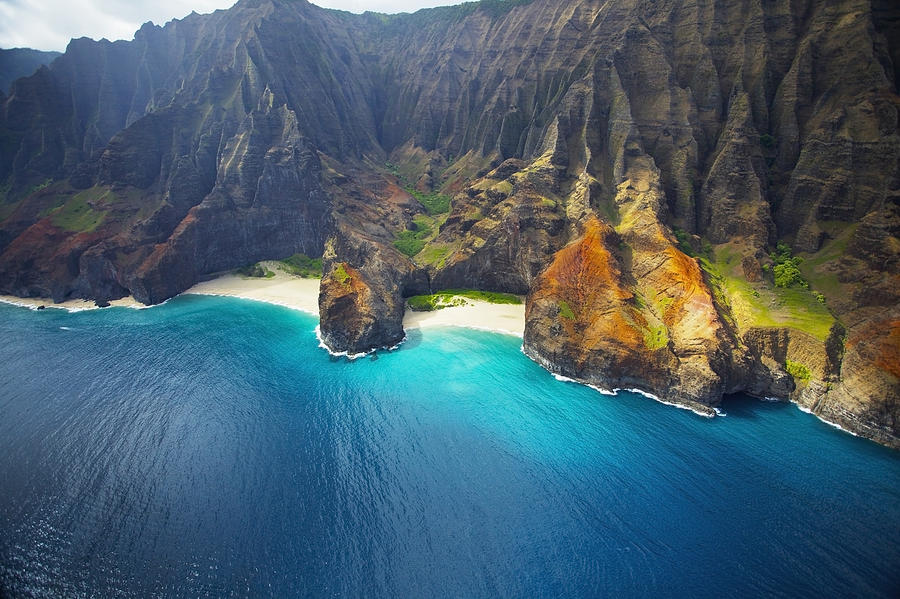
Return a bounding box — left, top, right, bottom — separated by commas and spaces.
186, 263, 527, 336
1, 270, 870, 441
0, 294, 142, 311
1, 262, 527, 338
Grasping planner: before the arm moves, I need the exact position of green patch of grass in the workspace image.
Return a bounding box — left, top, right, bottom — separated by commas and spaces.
705, 244, 836, 341
393, 215, 438, 257
49, 190, 108, 232
408, 289, 522, 312
797, 223, 857, 299
419, 244, 452, 268
644, 324, 669, 350
558, 300, 575, 320
279, 253, 323, 278
407, 294, 467, 311
412, 213, 435, 233
440, 289, 522, 304
407, 295, 438, 311
672, 227, 697, 257
393, 230, 428, 257
36, 193, 72, 219
493, 180, 513, 195
334, 263, 351, 285
406, 186, 452, 215
786, 359, 811, 383
654, 293, 675, 312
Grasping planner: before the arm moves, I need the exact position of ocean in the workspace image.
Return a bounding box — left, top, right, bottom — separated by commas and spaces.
0, 295, 898, 597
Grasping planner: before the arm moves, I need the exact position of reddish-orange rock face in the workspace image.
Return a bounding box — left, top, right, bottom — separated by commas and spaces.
524, 215, 734, 411
529, 217, 641, 350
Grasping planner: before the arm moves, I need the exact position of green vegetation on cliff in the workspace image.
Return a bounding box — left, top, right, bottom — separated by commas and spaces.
643, 324, 669, 350
786, 359, 811, 383
394, 214, 440, 257
333, 263, 351, 285
49, 188, 108, 233
769, 242, 808, 288
236, 263, 275, 278
408, 289, 522, 311
279, 253, 323, 278
703, 243, 836, 341
406, 187, 451, 215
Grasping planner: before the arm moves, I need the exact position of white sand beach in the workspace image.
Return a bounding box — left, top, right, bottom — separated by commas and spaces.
402, 300, 525, 337
184, 262, 320, 315
2, 261, 526, 336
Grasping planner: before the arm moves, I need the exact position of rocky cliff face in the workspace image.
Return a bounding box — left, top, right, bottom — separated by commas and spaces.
0, 0, 898, 447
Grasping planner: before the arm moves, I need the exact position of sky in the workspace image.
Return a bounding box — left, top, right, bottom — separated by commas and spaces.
0, 0, 460, 52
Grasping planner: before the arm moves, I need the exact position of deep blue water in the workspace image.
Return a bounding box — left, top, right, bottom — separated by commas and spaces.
0, 295, 898, 598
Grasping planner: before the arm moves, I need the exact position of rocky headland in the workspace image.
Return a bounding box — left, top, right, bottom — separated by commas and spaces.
0, 0, 898, 447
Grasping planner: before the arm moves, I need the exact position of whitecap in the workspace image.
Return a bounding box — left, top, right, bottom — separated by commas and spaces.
314, 325, 402, 360
587, 384, 616, 396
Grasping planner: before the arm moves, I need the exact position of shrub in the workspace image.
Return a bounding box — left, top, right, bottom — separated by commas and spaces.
333, 263, 351, 285
773, 261, 807, 288
279, 253, 322, 278
393, 218, 435, 257
770, 242, 808, 288
786, 359, 811, 383
407, 295, 438, 311
393, 230, 427, 257
672, 227, 696, 257
407, 289, 522, 311
236, 263, 273, 278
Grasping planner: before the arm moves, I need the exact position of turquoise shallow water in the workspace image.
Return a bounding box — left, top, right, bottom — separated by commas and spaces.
0, 295, 898, 597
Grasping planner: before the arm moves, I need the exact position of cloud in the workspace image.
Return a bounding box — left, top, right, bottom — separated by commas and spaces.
0, 0, 462, 52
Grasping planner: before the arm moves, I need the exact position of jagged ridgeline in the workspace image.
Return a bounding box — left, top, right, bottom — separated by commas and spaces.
0, 0, 898, 446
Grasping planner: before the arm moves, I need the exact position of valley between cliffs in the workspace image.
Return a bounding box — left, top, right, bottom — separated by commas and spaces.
0, 0, 898, 447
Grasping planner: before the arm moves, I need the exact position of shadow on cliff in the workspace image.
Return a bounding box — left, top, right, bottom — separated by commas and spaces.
719, 393, 793, 421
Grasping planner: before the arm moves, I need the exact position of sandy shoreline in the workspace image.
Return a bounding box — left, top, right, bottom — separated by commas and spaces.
185, 267, 321, 315
1, 263, 526, 336
401, 301, 525, 337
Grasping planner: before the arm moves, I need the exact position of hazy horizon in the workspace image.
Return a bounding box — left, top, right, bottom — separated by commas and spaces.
0, 0, 464, 52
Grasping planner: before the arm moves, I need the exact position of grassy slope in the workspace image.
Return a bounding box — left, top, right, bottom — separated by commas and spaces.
704, 242, 836, 341
407, 289, 523, 311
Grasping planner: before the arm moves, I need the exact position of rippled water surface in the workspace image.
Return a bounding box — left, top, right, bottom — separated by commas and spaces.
0, 296, 898, 597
